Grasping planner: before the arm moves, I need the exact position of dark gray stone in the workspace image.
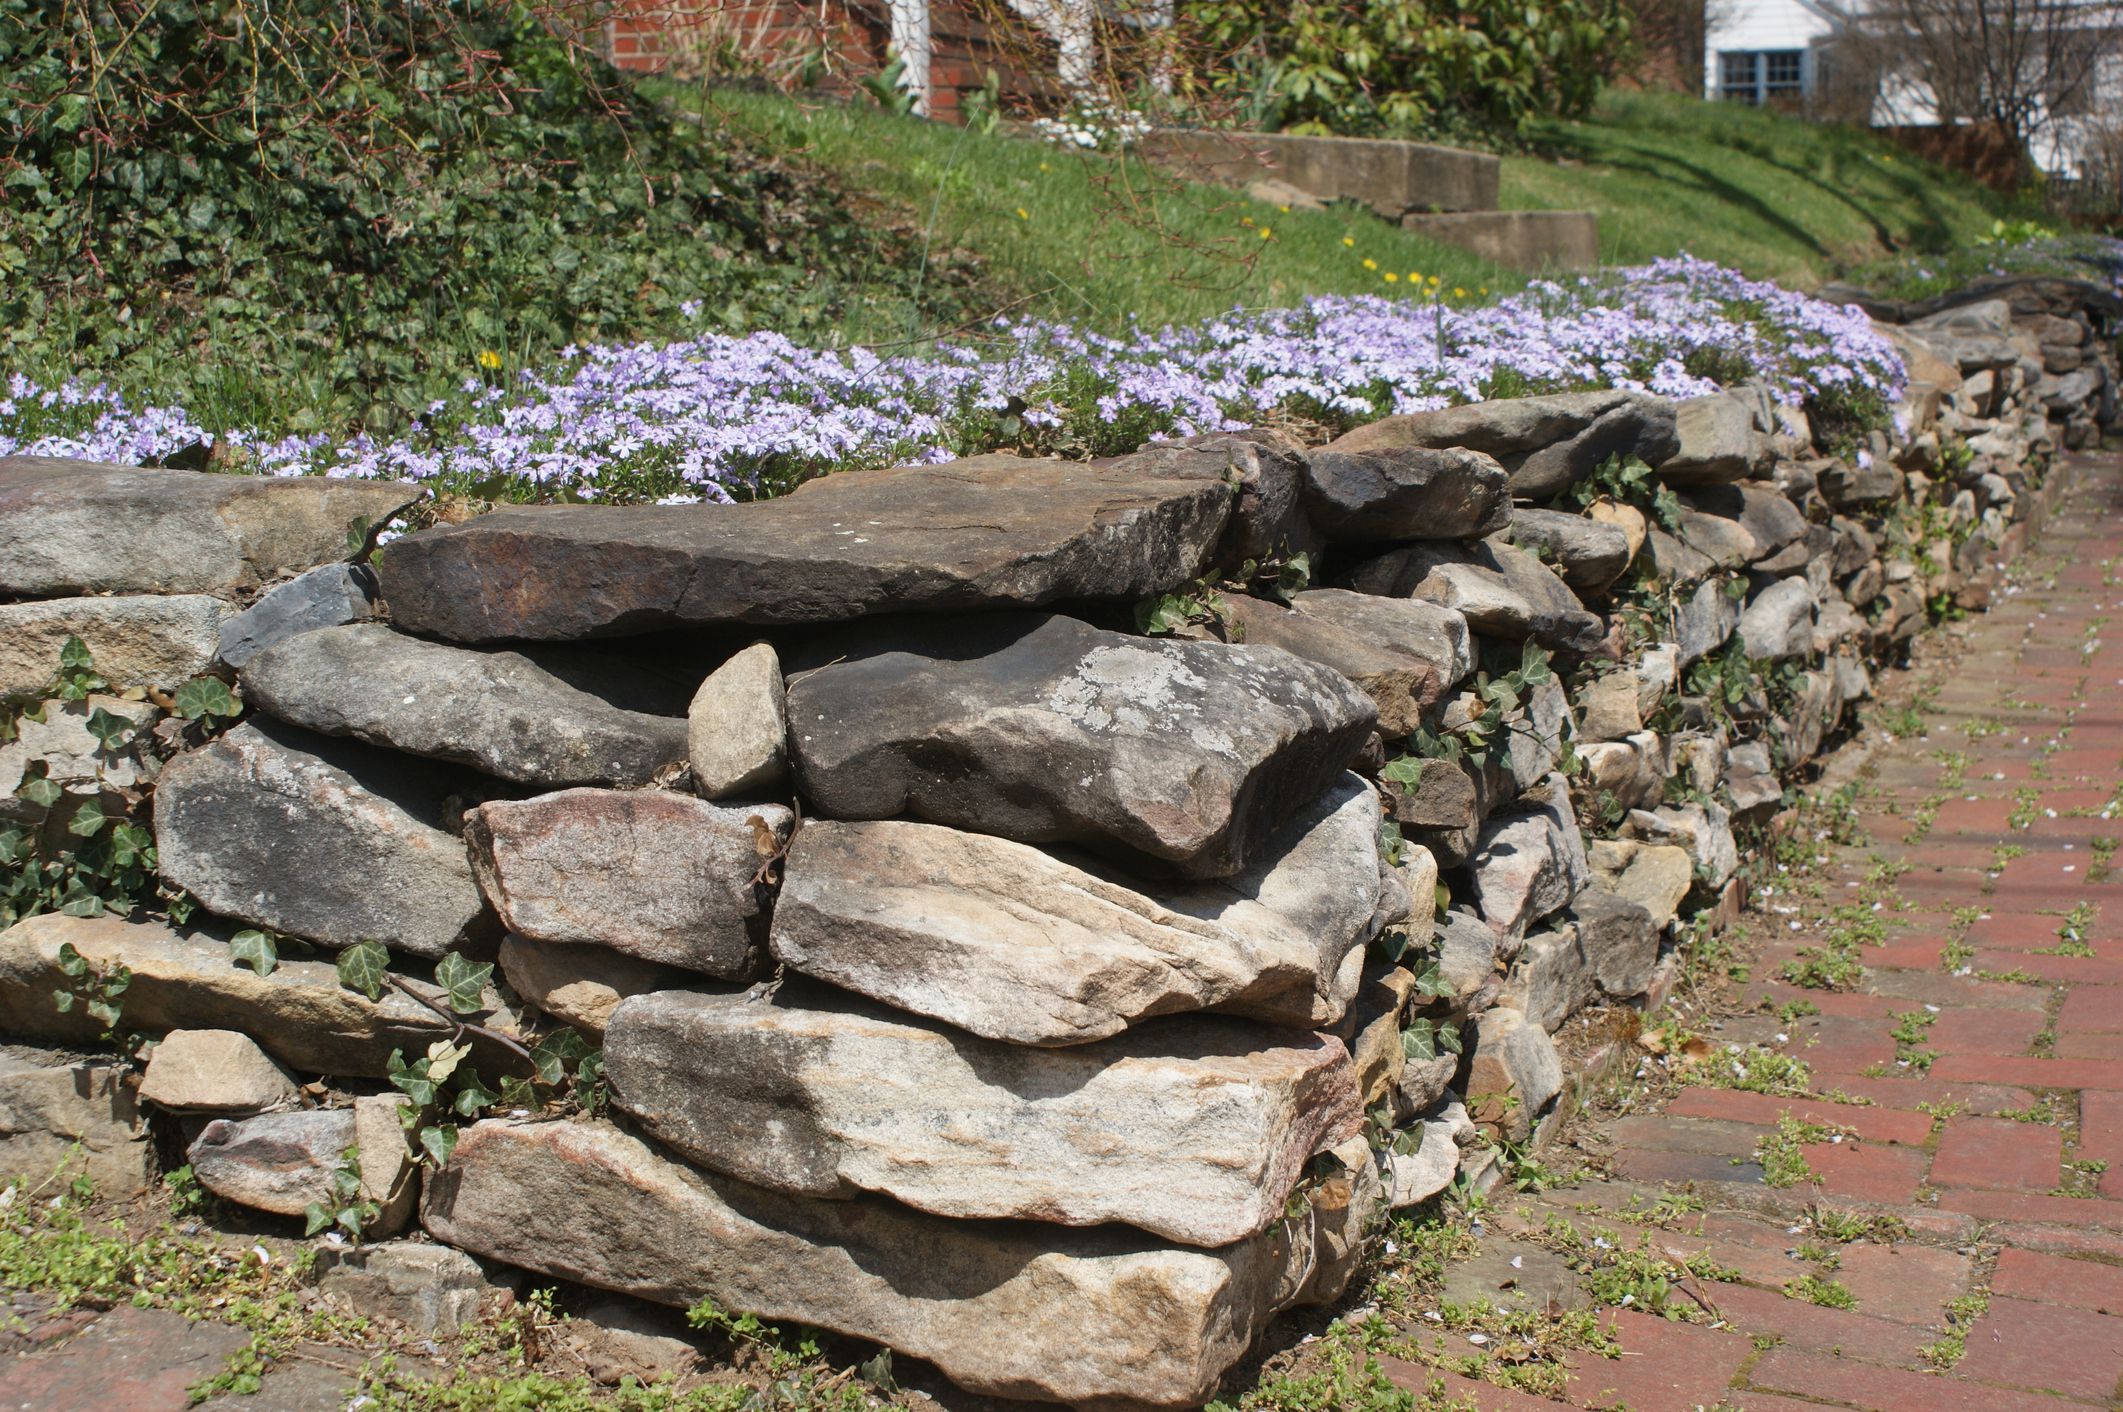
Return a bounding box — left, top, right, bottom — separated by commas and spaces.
1675, 577, 1741, 668
152, 719, 490, 958
1655, 387, 1775, 485
242, 625, 687, 788
217, 564, 378, 671
0, 457, 420, 598
1299, 446, 1511, 541
786, 613, 1376, 878
379, 453, 1233, 642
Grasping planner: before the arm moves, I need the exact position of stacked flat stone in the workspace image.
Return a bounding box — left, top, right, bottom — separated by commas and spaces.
0, 273, 2112, 1409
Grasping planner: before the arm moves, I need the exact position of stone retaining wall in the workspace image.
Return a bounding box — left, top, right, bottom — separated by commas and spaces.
0, 276, 2113, 1407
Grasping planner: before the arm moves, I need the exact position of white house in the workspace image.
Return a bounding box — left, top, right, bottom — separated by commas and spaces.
1702, 0, 1834, 105
1705, 0, 2122, 181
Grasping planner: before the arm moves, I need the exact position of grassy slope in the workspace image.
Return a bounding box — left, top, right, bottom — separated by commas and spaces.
1505, 91, 2018, 288
701, 83, 2018, 335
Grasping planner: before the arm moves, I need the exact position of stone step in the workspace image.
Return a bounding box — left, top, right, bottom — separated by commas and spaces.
1136, 129, 1499, 217
1400, 210, 1601, 272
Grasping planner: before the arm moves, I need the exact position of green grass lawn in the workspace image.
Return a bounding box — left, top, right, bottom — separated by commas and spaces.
1506, 91, 2022, 288
701, 83, 2023, 334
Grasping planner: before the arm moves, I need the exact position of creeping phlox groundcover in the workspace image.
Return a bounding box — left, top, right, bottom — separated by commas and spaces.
2, 257, 1903, 505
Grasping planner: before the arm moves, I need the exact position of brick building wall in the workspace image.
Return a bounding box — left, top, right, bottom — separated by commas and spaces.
601, 0, 1052, 123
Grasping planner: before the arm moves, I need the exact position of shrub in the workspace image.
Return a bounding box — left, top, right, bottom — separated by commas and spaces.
1176, 0, 1631, 140
0, 0, 951, 432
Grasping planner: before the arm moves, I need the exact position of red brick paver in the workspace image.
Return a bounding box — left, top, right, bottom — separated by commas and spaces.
1399, 458, 2123, 1412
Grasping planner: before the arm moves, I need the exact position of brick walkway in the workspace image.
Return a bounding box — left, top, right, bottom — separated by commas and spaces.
1388, 452, 2123, 1410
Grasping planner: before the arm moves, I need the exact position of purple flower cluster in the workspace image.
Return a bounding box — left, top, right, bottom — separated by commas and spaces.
1, 256, 1905, 503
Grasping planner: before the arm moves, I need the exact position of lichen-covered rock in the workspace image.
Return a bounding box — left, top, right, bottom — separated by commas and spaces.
1737, 577, 1818, 661
466, 791, 790, 979
604, 986, 1360, 1246
786, 612, 1375, 879
770, 774, 1389, 1044
153, 720, 490, 958
1498, 927, 1594, 1032
0, 694, 159, 811
1624, 801, 1738, 890
242, 625, 688, 788
0, 595, 232, 696
0, 457, 419, 597
1586, 840, 1694, 930
421, 1118, 1352, 1408
1570, 888, 1661, 999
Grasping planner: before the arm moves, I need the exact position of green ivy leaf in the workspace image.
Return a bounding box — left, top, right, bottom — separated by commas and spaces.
82, 707, 136, 750
57, 636, 94, 673
432, 952, 492, 1015
303, 1202, 333, 1237
419, 1124, 458, 1168
335, 939, 391, 1001
66, 798, 110, 837
16, 777, 62, 810
451, 1069, 500, 1117
172, 676, 239, 722
229, 930, 278, 977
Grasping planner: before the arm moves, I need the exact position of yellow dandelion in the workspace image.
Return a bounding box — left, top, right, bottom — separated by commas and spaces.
1362, 257, 1378, 270
1016, 207, 1029, 220
1039, 162, 1051, 172
476, 349, 503, 371
1409, 271, 1422, 283
1479, 286, 1489, 295
1453, 287, 1466, 298
1279, 204, 1290, 213
1427, 275, 1441, 288
1341, 235, 1355, 247
1383, 272, 1399, 283
1259, 226, 1273, 240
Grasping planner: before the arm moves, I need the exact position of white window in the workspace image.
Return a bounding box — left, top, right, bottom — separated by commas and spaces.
1720, 49, 1808, 104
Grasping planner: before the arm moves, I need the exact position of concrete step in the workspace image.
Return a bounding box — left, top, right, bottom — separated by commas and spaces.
1137, 128, 1498, 217
1401, 209, 1600, 271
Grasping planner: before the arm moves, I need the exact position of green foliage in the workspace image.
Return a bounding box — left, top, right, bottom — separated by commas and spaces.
171, 676, 241, 723
51, 939, 130, 1038
0, 0, 957, 436
1681, 1044, 1813, 1098
1785, 1273, 1857, 1308
1399, 640, 1554, 772
686, 1294, 822, 1376
3, 640, 238, 927
1179, 0, 1630, 140
1571, 453, 1681, 532
335, 940, 393, 1001
228, 929, 278, 977
302, 1146, 381, 1241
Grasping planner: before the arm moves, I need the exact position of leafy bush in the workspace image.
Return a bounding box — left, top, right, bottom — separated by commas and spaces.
0, 0, 957, 434
1177, 0, 1631, 140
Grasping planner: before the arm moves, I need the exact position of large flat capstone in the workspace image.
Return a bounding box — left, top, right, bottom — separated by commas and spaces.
377, 453, 1233, 642
152, 720, 490, 958
465, 790, 791, 978
603, 987, 1360, 1246
421, 1118, 1359, 1408
241, 625, 688, 787
0, 457, 422, 597
786, 612, 1375, 879
769, 774, 1388, 1045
